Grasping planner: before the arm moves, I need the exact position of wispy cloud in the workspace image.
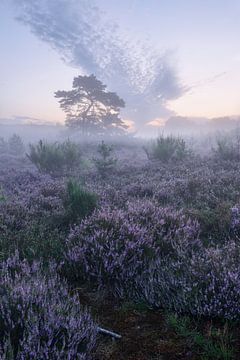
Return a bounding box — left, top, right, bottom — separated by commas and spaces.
12, 0, 185, 128
0, 115, 54, 125
187, 71, 227, 94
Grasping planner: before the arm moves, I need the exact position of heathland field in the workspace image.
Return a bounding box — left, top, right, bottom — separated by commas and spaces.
1, 132, 240, 359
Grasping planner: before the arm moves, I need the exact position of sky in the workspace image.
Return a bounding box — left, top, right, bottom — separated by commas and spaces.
1, 0, 240, 130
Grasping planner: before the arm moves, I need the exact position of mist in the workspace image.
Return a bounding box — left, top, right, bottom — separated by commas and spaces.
2, 2, 240, 358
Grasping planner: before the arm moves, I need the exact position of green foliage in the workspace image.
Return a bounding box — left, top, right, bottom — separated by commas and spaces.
144, 135, 189, 162
1, 334, 15, 360
0, 188, 5, 202
214, 136, 240, 161
120, 301, 149, 314
63, 179, 98, 224
55, 74, 126, 135
189, 202, 232, 243
166, 314, 235, 360
27, 139, 80, 175
0, 137, 8, 154
0, 222, 65, 263
93, 140, 117, 176
8, 134, 25, 156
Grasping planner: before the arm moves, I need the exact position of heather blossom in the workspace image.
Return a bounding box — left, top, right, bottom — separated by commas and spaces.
66, 200, 200, 297
0, 253, 97, 359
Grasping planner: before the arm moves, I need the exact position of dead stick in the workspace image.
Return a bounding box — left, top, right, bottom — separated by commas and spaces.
97, 326, 122, 339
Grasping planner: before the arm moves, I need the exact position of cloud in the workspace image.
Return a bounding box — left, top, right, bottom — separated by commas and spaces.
0, 115, 55, 125
187, 71, 227, 94
12, 0, 185, 129
13, 115, 58, 125
147, 118, 165, 127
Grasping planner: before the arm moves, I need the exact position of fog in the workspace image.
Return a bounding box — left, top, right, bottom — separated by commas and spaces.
2, 2, 240, 358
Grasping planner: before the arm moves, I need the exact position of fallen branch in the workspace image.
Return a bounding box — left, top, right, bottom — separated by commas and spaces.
97, 326, 122, 339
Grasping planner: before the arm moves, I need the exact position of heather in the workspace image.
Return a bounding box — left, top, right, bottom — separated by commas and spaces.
0, 252, 97, 359
1, 134, 240, 358
66, 201, 200, 296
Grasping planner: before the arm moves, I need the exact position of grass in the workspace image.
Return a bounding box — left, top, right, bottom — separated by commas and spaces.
166, 313, 236, 360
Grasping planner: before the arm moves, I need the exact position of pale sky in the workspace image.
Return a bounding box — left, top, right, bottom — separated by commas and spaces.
1, 0, 240, 127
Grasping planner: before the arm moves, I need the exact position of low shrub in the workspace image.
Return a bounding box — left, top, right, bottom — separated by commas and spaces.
66, 201, 200, 296
63, 179, 98, 224
214, 136, 240, 161
66, 198, 240, 320
0, 172, 66, 261
0, 253, 97, 359
134, 242, 240, 320
0, 188, 5, 202
0, 137, 8, 154
93, 141, 117, 177
27, 139, 80, 175
0, 221, 65, 263
0, 172, 98, 261
144, 135, 189, 162
188, 202, 232, 243
8, 134, 25, 156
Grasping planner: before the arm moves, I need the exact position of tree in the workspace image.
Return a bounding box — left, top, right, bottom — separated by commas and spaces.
55, 74, 127, 135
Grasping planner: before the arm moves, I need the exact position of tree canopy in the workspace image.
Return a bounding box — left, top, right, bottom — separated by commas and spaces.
55, 75, 127, 135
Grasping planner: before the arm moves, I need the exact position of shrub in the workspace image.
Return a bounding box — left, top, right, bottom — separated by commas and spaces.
93, 141, 117, 176
188, 202, 232, 243
63, 179, 98, 224
184, 243, 240, 319
133, 242, 240, 320
66, 201, 200, 296
66, 207, 156, 296
0, 171, 98, 262
144, 135, 189, 162
27, 139, 80, 175
0, 171, 66, 261
8, 134, 25, 156
214, 135, 240, 161
60, 139, 81, 170
0, 188, 5, 202
0, 221, 66, 263
127, 200, 201, 256
0, 137, 8, 154
0, 253, 97, 359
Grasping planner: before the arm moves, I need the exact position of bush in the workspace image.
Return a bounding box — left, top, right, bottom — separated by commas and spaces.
132, 241, 240, 320
0, 171, 66, 261
0, 172, 96, 262
66, 201, 200, 296
63, 179, 98, 224
93, 141, 117, 177
8, 134, 25, 156
61, 139, 81, 170
144, 135, 189, 162
27, 139, 80, 175
0, 221, 66, 263
188, 202, 232, 243
0, 253, 97, 359
214, 134, 240, 160
0, 137, 8, 154
0, 188, 5, 202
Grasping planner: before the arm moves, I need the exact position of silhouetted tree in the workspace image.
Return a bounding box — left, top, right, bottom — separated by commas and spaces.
55, 74, 127, 135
